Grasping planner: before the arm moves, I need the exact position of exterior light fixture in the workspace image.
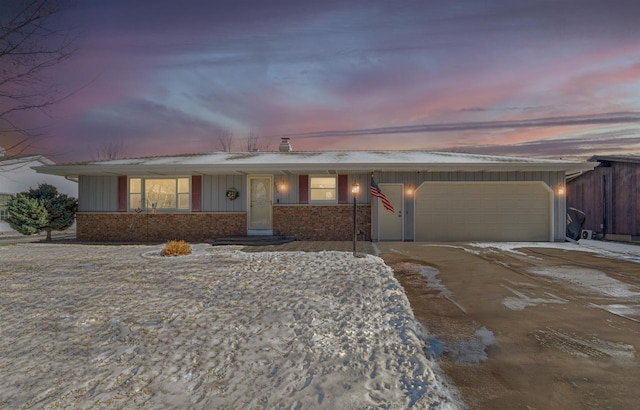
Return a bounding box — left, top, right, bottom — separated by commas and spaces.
351, 182, 360, 196
352, 182, 360, 257
405, 186, 414, 197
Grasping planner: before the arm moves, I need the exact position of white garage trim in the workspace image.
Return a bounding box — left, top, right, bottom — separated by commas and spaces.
414, 181, 554, 242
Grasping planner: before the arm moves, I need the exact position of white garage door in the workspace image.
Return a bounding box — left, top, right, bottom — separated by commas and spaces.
415, 182, 553, 242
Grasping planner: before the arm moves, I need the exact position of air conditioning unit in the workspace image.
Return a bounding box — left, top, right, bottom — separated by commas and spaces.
581, 229, 594, 240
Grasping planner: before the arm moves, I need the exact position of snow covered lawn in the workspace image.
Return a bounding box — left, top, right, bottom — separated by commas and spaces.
0, 243, 461, 409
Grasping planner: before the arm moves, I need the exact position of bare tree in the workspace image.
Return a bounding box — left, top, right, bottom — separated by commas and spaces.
92, 141, 127, 161
0, 0, 74, 158
242, 131, 269, 152
216, 129, 235, 152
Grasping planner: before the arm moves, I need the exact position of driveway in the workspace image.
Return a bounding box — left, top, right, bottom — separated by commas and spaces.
377, 241, 640, 409
4, 237, 637, 408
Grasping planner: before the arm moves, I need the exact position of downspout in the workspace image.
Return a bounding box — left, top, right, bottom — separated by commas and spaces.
601, 174, 607, 239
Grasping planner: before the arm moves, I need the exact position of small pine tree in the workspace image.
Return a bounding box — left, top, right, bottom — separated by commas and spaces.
6, 194, 49, 236
7, 183, 78, 241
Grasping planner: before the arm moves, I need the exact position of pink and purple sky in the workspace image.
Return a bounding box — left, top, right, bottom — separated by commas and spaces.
7, 0, 640, 162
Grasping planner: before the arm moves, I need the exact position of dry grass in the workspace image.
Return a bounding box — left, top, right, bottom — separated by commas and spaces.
161, 240, 192, 256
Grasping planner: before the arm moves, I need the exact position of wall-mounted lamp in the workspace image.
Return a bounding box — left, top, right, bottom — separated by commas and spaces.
277, 180, 288, 193
405, 186, 414, 197
556, 186, 565, 196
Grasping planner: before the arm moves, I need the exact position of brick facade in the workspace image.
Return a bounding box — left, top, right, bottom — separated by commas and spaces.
76, 212, 246, 243
273, 205, 371, 241
76, 205, 371, 242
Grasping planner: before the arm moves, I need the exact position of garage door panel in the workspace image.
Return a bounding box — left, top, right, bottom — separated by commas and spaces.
415, 182, 552, 242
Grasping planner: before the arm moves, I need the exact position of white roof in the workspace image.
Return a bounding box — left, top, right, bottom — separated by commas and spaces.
34, 150, 596, 177
1, 155, 77, 198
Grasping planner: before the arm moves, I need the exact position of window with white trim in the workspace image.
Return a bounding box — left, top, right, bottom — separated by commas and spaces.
129, 177, 190, 211
0, 193, 11, 221
309, 176, 337, 203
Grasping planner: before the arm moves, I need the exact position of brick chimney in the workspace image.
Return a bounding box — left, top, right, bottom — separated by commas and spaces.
279, 137, 292, 152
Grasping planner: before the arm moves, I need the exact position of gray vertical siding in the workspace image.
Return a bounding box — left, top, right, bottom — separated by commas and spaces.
201, 175, 246, 212
78, 176, 118, 212
273, 173, 371, 205
78, 170, 568, 242
273, 174, 298, 205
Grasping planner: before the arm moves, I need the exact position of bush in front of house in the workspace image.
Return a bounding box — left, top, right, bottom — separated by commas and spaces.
6, 183, 77, 241
161, 240, 192, 256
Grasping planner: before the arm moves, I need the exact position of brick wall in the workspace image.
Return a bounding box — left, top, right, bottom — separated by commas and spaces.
76, 212, 246, 243
273, 205, 371, 241
77, 206, 372, 242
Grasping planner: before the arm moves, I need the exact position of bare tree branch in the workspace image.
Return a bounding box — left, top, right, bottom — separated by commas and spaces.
242, 131, 269, 152
216, 129, 235, 152
92, 141, 127, 161
0, 0, 74, 159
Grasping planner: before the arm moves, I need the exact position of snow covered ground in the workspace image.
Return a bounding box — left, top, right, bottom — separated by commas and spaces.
418, 239, 640, 324
469, 239, 640, 264
468, 240, 640, 323
0, 243, 462, 409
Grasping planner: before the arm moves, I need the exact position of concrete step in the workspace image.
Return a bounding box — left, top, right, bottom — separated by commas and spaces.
213, 235, 295, 246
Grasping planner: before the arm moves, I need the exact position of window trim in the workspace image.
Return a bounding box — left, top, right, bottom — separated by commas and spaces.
128, 176, 192, 212
0, 193, 11, 222
308, 175, 338, 204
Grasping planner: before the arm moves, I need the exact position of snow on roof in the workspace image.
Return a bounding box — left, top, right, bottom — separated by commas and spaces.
0, 154, 53, 166
34, 150, 596, 177
89, 150, 572, 166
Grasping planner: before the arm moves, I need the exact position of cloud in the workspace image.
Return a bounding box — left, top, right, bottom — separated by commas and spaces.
278, 112, 640, 139
442, 130, 640, 159
65, 99, 228, 159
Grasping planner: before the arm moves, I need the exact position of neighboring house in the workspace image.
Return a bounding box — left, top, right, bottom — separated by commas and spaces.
567, 155, 640, 242
34, 140, 594, 243
0, 151, 78, 233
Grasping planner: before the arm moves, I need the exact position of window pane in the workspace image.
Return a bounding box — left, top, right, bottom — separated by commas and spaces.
178, 178, 189, 193
130, 178, 141, 193
130, 194, 142, 209
310, 177, 336, 189
310, 189, 335, 201
0, 194, 10, 221
146, 179, 176, 209
178, 193, 190, 209
310, 176, 336, 202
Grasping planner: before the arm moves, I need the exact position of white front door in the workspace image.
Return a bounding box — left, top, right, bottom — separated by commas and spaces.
248, 176, 273, 234
377, 183, 404, 241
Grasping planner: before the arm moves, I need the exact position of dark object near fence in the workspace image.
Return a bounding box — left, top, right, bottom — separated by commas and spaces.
566, 207, 586, 241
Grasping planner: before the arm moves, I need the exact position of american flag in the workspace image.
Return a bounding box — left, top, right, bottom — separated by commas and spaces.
370, 178, 395, 213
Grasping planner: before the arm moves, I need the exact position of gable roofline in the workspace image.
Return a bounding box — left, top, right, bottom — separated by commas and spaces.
34, 150, 596, 178
1, 154, 54, 166
589, 154, 640, 164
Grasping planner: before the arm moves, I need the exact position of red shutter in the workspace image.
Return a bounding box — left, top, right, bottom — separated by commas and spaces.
338, 175, 348, 204
117, 176, 127, 212
191, 175, 202, 212
298, 175, 309, 204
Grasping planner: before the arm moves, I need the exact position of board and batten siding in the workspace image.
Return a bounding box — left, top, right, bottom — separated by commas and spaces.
568, 161, 640, 237
371, 171, 566, 241
80, 175, 247, 213
272, 173, 371, 205
78, 175, 119, 212
201, 175, 246, 212
79, 173, 372, 213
